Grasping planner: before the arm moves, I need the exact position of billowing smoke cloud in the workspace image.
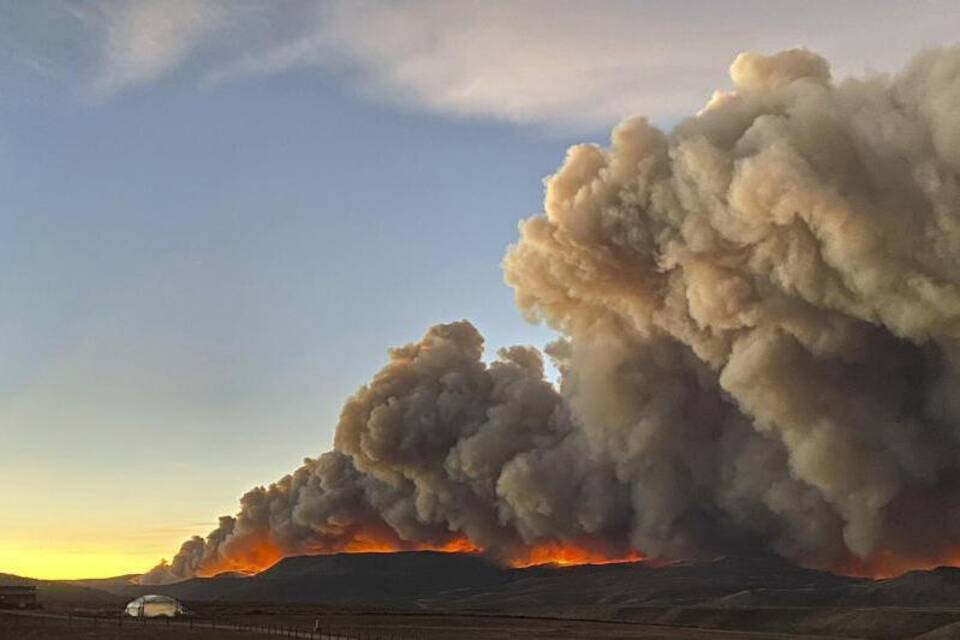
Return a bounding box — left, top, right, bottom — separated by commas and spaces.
145, 46, 960, 583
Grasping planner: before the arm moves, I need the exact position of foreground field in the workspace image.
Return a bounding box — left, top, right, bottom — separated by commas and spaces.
14, 553, 960, 638
13, 595, 960, 639
165, 602, 960, 640
0, 609, 860, 640
0, 614, 273, 640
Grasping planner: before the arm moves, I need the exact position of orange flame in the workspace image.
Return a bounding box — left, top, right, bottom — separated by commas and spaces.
334, 531, 479, 556
510, 539, 645, 568
194, 530, 647, 577
193, 528, 960, 581
197, 537, 285, 577
196, 525, 481, 577
831, 549, 960, 580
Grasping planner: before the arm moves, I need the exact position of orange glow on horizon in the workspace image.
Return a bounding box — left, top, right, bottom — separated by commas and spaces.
196, 538, 285, 577
195, 531, 482, 577
189, 529, 960, 581
193, 531, 647, 578
0, 547, 159, 581
831, 549, 960, 580
335, 532, 480, 556
509, 539, 645, 568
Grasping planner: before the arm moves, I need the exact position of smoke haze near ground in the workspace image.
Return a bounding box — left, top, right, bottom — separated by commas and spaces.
143, 46, 960, 584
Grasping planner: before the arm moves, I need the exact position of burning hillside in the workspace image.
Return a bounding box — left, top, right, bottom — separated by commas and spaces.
144, 46, 960, 584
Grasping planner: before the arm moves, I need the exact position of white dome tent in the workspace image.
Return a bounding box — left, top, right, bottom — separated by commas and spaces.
124, 594, 185, 617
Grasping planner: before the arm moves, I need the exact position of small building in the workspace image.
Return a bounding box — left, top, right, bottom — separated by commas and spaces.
0, 585, 38, 609
124, 594, 185, 617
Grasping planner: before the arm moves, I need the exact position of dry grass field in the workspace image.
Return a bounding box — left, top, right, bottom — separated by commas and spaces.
0, 609, 855, 640
14, 553, 960, 639
171, 602, 960, 640
0, 614, 272, 640
13, 593, 960, 640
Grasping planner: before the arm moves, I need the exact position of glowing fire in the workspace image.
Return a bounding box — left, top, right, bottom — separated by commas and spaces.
197, 538, 285, 577
336, 533, 479, 556
194, 531, 646, 577
192, 528, 960, 581
510, 539, 645, 568
832, 549, 960, 580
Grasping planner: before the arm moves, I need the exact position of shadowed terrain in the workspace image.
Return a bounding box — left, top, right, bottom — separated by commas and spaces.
6, 552, 960, 639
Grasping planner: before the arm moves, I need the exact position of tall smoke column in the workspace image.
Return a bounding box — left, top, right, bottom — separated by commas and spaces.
505, 46, 960, 574
145, 47, 960, 584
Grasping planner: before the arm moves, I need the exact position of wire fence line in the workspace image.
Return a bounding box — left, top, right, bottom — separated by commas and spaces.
0, 610, 425, 640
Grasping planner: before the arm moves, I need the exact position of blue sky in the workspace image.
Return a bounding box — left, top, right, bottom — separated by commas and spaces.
2, 0, 959, 578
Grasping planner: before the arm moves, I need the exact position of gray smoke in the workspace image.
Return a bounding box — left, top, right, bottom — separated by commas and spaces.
144, 47, 960, 584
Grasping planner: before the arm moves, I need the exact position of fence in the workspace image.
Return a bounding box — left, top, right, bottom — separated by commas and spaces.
0, 611, 427, 640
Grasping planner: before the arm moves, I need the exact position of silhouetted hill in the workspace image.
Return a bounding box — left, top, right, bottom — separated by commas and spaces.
422, 553, 864, 612
851, 566, 960, 606
46, 552, 960, 614
62, 574, 141, 594
116, 551, 862, 610
0, 572, 124, 607
209, 571, 251, 580
141, 551, 512, 606
259, 550, 503, 582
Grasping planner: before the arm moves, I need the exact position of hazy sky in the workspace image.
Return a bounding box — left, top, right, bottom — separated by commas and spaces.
2, 0, 959, 579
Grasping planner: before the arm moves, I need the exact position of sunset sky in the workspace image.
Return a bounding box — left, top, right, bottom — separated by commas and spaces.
2, 0, 959, 580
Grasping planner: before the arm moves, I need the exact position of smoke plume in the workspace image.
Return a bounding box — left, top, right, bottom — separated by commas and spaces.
144, 47, 960, 583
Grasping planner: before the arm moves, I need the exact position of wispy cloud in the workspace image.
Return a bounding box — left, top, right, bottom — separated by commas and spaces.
207, 2, 724, 129
272, 0, 960, 129
77, 0, 229, 94
12, 1, 960, 128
